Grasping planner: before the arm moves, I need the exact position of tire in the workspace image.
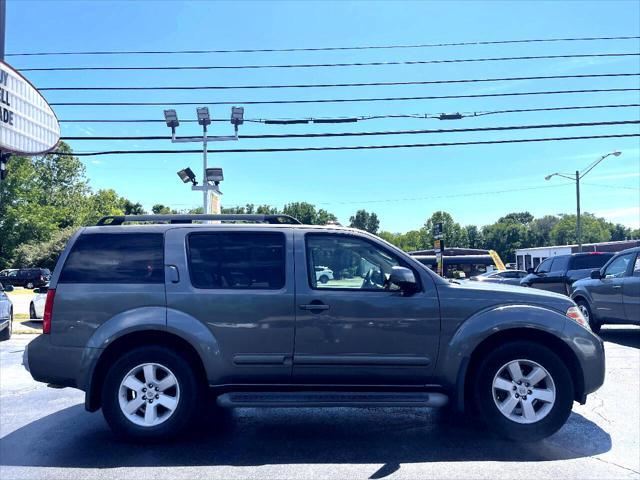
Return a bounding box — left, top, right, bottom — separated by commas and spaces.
101, 346, 204, 441
30, 303, 37, 320
0, 311, 12, 341
472, 341, 573, 442
25, 282, 34, 289
319, 275, 329, 284
576, 299, 600, 334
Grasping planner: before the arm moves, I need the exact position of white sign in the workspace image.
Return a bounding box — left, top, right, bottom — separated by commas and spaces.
0, 61, 60, 155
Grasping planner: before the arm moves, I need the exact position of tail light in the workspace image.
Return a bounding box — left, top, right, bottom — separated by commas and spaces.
43, 289, 56, 334
566, 305, 589, 330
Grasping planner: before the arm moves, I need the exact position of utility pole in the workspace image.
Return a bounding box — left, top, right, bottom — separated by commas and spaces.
545, 151, 622, 253
575, 170, 581, 252
0, 0, 5, 61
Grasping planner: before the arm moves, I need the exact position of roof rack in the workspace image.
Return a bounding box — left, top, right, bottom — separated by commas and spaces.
96, 214, 302, 226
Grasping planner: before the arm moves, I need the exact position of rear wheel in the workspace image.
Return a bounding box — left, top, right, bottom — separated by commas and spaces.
576, 299, 600, 334
319, 275, 329, 284
25, 282, 34, 289
101, 346, 203, 441
473, 341, 573, 441
0, 311, 12, 341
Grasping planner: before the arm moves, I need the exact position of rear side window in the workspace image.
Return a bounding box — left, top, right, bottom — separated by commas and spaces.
60, 233, 164, 284
188, 232, 285, 289
550, 256, 569, 271
571, 254, 613, 270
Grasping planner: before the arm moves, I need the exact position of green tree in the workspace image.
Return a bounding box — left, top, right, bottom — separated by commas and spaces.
529, 215, 560, 246
550, 213, 612, 245
609, 223, 631, 241
465, 225, 484, 249
482, 221, 529, 261
349, 209, 380, 234
282, 202, 337, 225
12, 227, 77, 271
121, 199, 146, 215
422, 211, 468, 248
152, 204, 174, 214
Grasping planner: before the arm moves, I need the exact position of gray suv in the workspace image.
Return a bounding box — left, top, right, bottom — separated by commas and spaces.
25, 214, 605, 442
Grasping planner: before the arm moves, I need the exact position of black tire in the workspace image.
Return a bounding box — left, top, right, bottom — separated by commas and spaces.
29, 303, 37, 319
0, 311, 12, 341
101, 346, 204, 441
473, 341, 573, 442
319, 275, 329, 284
576, 299, 600, 334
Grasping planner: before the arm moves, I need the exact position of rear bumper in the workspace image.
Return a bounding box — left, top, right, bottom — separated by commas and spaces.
25, 335, 85, 389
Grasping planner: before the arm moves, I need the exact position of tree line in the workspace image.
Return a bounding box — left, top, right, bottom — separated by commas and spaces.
0, 145, 637, 270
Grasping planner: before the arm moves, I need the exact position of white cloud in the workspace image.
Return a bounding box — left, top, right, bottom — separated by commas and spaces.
90, 159, 103, 165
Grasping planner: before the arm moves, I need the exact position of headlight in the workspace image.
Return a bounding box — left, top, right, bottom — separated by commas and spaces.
566, 305, 590, 330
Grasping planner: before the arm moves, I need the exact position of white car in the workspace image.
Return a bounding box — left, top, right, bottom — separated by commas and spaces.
29, 287, 47, 320
314, 266, 334, 284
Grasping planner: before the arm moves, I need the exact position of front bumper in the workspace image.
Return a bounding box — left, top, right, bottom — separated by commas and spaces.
24, 334, 85, 389
563, 320, 606, 400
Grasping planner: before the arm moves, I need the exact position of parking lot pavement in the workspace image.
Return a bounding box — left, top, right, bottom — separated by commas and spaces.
5, 289, 33, 317
1, 329, 639, 480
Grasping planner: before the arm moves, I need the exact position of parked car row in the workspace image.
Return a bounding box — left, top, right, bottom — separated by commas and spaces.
0, 268, 51, 289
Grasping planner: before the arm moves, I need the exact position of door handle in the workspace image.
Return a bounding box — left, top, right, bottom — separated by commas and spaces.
299, 302, 330, 311
166, 265, 180, 283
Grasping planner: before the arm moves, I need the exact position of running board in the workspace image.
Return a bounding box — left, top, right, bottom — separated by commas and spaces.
216, 391, 449, 408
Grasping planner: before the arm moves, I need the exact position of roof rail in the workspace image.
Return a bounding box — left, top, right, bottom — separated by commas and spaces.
96, 214, 302, 226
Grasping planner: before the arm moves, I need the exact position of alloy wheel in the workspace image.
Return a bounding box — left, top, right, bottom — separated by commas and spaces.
492, 359, 556, 425
118, 363, 180, 427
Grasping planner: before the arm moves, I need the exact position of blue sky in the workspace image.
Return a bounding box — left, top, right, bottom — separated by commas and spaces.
6, 0, 640, 231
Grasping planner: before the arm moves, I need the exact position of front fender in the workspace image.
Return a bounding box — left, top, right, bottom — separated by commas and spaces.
437, 304, 570, 410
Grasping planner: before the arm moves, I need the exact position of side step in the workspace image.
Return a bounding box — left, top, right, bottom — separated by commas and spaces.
216, 391, 449, 408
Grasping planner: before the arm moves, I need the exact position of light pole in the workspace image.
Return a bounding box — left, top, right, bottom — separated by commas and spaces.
164, 106, 244, 214
545, 150, 622, 252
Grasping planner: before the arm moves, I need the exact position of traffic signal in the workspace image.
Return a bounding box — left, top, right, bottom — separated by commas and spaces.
0, 153, 9, 181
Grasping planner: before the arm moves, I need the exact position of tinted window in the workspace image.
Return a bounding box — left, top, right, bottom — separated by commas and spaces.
306, 234, 401, 290
60, 233, 164, 284
536, 258, 553, 273
571, 254, 613, 270
550, 256, 569, 271
634, 255, 640, 277
188, 232, 285, 289
603, 253, 634, 279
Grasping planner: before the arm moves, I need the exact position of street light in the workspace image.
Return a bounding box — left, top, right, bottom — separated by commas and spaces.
177, 167, 197, 185
205, 167, 224, 185
545, 150, 622, 252
164, 109, 179, 130
196, 107, 211, 127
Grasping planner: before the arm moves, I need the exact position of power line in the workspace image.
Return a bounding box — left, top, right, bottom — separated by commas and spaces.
54, 103, 640, 124
48, 87, 640, 107
19, 52, 640, 72
37, 72, 640, 91
59, 119, 640, 141
8, 35, 640, 56
56, 133, 640, 156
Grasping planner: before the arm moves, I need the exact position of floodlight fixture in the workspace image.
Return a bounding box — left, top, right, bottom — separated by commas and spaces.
177, 167, 197, 185
197, 107, 211, 127
205, 167, 224, 185
164, 109, 179, 129
231, 106, 244, 126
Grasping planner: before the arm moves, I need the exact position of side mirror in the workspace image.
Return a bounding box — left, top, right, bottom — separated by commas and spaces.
590, 270, 602, 280
389, 266, 419, 293
527, 268, 535, 274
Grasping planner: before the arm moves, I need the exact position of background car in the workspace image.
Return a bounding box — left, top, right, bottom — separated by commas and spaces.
520, 252, 614, 295
469, 270, 528, 286
0, 268, 51, 289
30, 286, 48, 320
314, 266, 334, 284
571, 247, 640, 333
0, 282, 14, 341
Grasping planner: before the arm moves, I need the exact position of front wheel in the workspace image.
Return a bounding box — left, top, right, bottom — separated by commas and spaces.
319, 275, 329, 284
101, 346, 203, 441
576, 299, 600, 334
25, 282, 34, 289
473, 341, 573, 442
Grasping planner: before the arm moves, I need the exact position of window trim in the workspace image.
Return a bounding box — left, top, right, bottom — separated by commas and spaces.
303, 232, 422, 293
186, 231, 287, 291
59, 232, 165, 284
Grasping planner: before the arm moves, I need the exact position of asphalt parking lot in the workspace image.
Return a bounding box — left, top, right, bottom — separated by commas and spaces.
1, 328, 639, 480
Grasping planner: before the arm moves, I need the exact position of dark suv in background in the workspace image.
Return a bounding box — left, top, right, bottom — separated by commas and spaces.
0, 268, 51, 289
24, 214, 605, 442
571, 247, 640, 333
520, 252, 614, 295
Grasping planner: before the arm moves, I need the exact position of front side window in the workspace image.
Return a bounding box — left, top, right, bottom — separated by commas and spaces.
60, 233, 164, 284
188, 232, 285, 289
634, 255, 640, 277
306, 234, 402, 290
536, 258, 553, 273
603, 253, 634, 279
551, 256, 569, 271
